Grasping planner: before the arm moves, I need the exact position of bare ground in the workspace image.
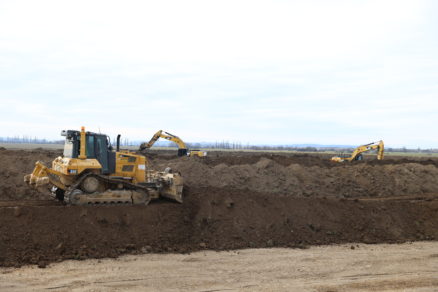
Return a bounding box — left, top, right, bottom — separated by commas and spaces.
1, 149, 438, 268
1, 148, 438, 292
1, 241, 437, 292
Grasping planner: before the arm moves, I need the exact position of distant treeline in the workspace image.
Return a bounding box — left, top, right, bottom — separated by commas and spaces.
0, 136, 63, 144
1, 136, 437, 153
186, 143, 438, 154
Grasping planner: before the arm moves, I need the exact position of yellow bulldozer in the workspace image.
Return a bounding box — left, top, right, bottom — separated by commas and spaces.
331, 140, 384, 162
139, 130, 207, 157
24, 127, 183, 205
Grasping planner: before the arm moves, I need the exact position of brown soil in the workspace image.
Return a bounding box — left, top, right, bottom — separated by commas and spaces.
150, 155, 438, 198
0, 149, 438, 267
1, 188, 437, 267
0, 149, 62, 200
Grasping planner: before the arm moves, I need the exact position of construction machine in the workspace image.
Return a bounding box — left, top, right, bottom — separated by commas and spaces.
139, 130, 207, 157
24, 127, 183, 205
331, 140, 384, 162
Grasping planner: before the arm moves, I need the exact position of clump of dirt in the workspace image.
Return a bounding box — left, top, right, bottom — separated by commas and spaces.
0, 187, 437, 267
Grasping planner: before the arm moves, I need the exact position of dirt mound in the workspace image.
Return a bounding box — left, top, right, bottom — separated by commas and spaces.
0, 149, 62, 200
0, 188, 437, 267
192, 153, 336, 167
2, 149, 438, 201
151, 157, 438, 198
1, 149, 438, 267
146, 151, 438, 167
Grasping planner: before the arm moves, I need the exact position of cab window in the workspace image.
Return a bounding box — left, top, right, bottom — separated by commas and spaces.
63, 138, 74, 158
86, 135, 95, 158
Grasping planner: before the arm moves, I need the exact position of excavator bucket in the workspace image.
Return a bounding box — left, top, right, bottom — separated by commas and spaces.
330, 156, 344, 163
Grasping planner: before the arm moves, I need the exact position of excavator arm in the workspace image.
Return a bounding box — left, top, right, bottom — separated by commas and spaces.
139, 130, 163, 150
376, 140, 384, 160
140, 130, 188, 156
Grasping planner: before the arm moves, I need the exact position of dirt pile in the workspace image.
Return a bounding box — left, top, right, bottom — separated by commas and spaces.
0, 149, 62, 200
0, 188, 437, 267
151, 156, 438, 198
2, 149, 438, 200
1, 149, 438, 267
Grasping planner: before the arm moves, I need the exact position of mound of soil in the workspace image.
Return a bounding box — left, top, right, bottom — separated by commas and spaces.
0, 188, 437, 267
2, 149, 438, 200
147, 151, 438, 167
1, 149, 438, 267
151, 157, 438, 198
0, 149, 62, 200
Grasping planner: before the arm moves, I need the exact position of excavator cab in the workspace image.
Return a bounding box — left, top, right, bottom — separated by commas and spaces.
178, 148, 188, 157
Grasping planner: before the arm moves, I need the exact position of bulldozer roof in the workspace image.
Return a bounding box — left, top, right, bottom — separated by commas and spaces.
61, 130, 106, 139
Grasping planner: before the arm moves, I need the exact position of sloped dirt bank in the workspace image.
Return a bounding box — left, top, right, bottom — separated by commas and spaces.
1, 187, 437, 267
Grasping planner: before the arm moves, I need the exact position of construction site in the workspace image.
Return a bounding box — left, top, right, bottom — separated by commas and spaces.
0, 137, 437, 290
1, 130, 436, 292
1, 1, 438, 291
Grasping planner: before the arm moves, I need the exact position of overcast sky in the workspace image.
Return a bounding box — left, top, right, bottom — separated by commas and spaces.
0, 0, 437, 147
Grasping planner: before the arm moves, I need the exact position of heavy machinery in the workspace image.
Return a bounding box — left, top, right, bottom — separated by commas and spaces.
331, 140, 384, 162
24, 127, 183, 205
139, 130, 207, 157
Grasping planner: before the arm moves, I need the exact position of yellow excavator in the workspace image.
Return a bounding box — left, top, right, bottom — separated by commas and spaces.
24, 127, 183, 205
139, 130, 207, 157
331, 140, 384, 162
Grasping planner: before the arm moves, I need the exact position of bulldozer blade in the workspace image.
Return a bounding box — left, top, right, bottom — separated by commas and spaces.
160, 173, 184, 203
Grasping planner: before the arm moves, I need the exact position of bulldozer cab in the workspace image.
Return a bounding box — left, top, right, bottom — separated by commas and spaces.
61, 130, 115, 174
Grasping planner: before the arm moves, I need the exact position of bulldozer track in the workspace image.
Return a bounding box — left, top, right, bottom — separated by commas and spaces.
64, 173, 153, 205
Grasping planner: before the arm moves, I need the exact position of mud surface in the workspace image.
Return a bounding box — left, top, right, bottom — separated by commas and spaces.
0, 149, 438, 267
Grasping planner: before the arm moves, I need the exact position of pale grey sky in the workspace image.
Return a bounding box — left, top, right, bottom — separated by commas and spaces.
0, 0, 437, 147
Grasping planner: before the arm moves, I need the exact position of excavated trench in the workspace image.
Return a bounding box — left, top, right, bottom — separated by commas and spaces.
0, 148, 438, 267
